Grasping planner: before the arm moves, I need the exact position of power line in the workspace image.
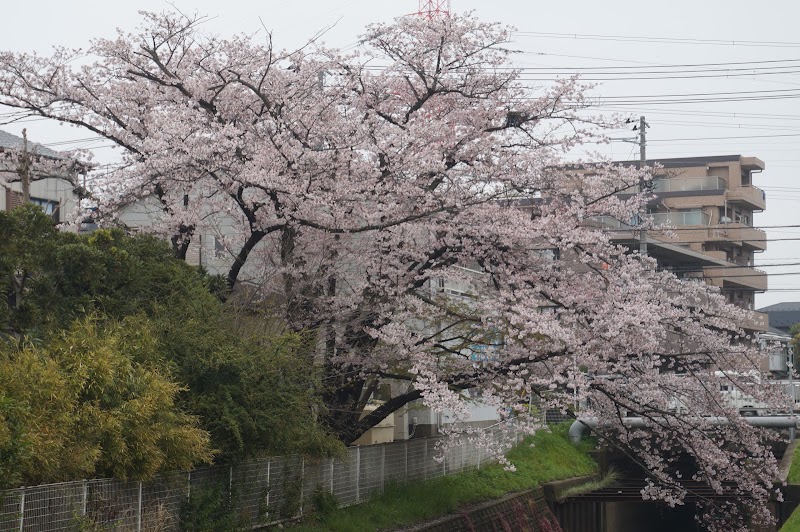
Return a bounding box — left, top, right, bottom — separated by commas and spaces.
509, 58, 800, 71
623, 224, 800, 232
692, 271, 799, 280
508, 59, 800, 73
513, 31, 800, 48
600, 108, 800, 121
648, 133, 800, 142
670, 262, 800, 271
517, 71, 800, 82
640, 237, 800, 245
653, 120, 800, 132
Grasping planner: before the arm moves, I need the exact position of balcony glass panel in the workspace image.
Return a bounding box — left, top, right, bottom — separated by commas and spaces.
651, 176, 726, 193
589, 215, 635, 229
650, 211, 710, 227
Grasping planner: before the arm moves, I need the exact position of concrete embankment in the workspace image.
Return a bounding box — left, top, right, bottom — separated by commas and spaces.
406, 475, 598, 532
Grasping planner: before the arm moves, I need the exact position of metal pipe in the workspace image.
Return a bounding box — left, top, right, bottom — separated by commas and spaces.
569, 416, 799, 445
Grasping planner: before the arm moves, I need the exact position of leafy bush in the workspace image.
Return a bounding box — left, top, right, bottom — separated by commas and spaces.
180, 483, 246, 532
0, 206, 339, 485
0, 318, 212, 487
312, 485, 339, 518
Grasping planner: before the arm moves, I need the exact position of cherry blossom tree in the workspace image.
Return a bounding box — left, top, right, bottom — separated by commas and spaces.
0, 11, 787, 529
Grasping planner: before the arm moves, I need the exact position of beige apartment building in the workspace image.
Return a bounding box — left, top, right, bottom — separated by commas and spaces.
597, 154, 768, 333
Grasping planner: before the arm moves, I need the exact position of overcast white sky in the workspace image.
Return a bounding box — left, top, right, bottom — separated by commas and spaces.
2, 0, 799, 307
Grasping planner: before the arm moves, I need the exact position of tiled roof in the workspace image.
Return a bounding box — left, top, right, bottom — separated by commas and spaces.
765, 326, 793, 338
758, 302, 800, 313
0, 129, 61, 158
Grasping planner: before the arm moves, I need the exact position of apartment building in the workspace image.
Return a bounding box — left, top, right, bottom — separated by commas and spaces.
600, 154, 769, 333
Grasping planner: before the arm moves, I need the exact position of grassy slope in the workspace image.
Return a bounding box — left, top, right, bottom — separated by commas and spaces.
784, 509, 800, 532
289, 424, 598, 532
789, 445, 800, 485
781, 445, 800, 531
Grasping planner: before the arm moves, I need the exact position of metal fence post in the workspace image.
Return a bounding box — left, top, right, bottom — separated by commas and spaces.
18, 490, 24, 532
355, 447, 361, 504
137, 481, 143, 532
300, 457, 305, 517
266, 459, 271, 515
82, 480, 88, 516
229, 466, 233, 508
329, 458, 335, 494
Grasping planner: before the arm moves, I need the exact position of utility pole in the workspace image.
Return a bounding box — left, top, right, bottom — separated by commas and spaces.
637, 116, 648, 256
18, 128, 31, 204
639, 116, 646, 164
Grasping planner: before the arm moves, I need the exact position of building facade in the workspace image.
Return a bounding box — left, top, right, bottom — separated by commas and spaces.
601, 154, 769, 333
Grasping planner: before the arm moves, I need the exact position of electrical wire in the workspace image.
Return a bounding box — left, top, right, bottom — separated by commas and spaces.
513, 31, 800, 48
508, 58, 800, 71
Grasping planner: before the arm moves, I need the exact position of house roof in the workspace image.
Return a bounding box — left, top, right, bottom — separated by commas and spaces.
0, 129, 61, 158
610, 154, 765, 170
758, 302, 800, 313
757, 302, 800, 332
764, 326, 793, 338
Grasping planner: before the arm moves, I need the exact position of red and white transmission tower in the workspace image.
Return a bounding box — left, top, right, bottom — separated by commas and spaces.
417, 0, 451, 20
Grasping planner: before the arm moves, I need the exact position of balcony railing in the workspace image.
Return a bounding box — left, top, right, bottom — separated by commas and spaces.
708, 224, 767, 251
650, 211, 710, 227
587, 215, 634, 230
727, 185, 766, 211
651, 175, 727, 193
739, 310, 769, 332
591, 212, 714, 230
704, 265, 768, 292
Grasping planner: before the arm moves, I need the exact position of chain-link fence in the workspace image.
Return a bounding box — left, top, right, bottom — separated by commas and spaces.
0, 428, 522, 531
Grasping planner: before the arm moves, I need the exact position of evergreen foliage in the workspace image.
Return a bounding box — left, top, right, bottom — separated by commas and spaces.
0, 206, 336, 486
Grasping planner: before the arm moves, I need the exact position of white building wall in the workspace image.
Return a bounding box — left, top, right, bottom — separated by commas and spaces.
1, 177, 78, 222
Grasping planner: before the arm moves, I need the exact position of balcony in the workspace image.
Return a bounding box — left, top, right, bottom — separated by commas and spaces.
587, 215, 636, 232
660, 286, 767, 331
652, 175, 726, 193
704, 265, 767, 292
650, 211, 710, 227
727, 185, 766, 211
707, 224, 767, 251
739, 310, 769, 333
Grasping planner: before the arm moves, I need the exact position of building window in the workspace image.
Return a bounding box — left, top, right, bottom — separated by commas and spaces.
214, 236, 227, 258
29, 197, 60, 222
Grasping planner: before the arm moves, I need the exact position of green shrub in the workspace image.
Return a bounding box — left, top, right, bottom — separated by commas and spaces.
312, 485, 339, 517
180, 484, 246, 532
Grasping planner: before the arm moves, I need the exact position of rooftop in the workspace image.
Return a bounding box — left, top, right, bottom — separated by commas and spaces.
758, 302, 800, 313
611, 154, 765, 170
0, 129, 61, 159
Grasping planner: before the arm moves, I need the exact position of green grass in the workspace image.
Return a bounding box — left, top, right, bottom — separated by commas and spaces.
288, 424, 598, 532
782, 506, 800, 532
788, 445, 800, 485
780, 444, 800, 531
556, 468, 618, 502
